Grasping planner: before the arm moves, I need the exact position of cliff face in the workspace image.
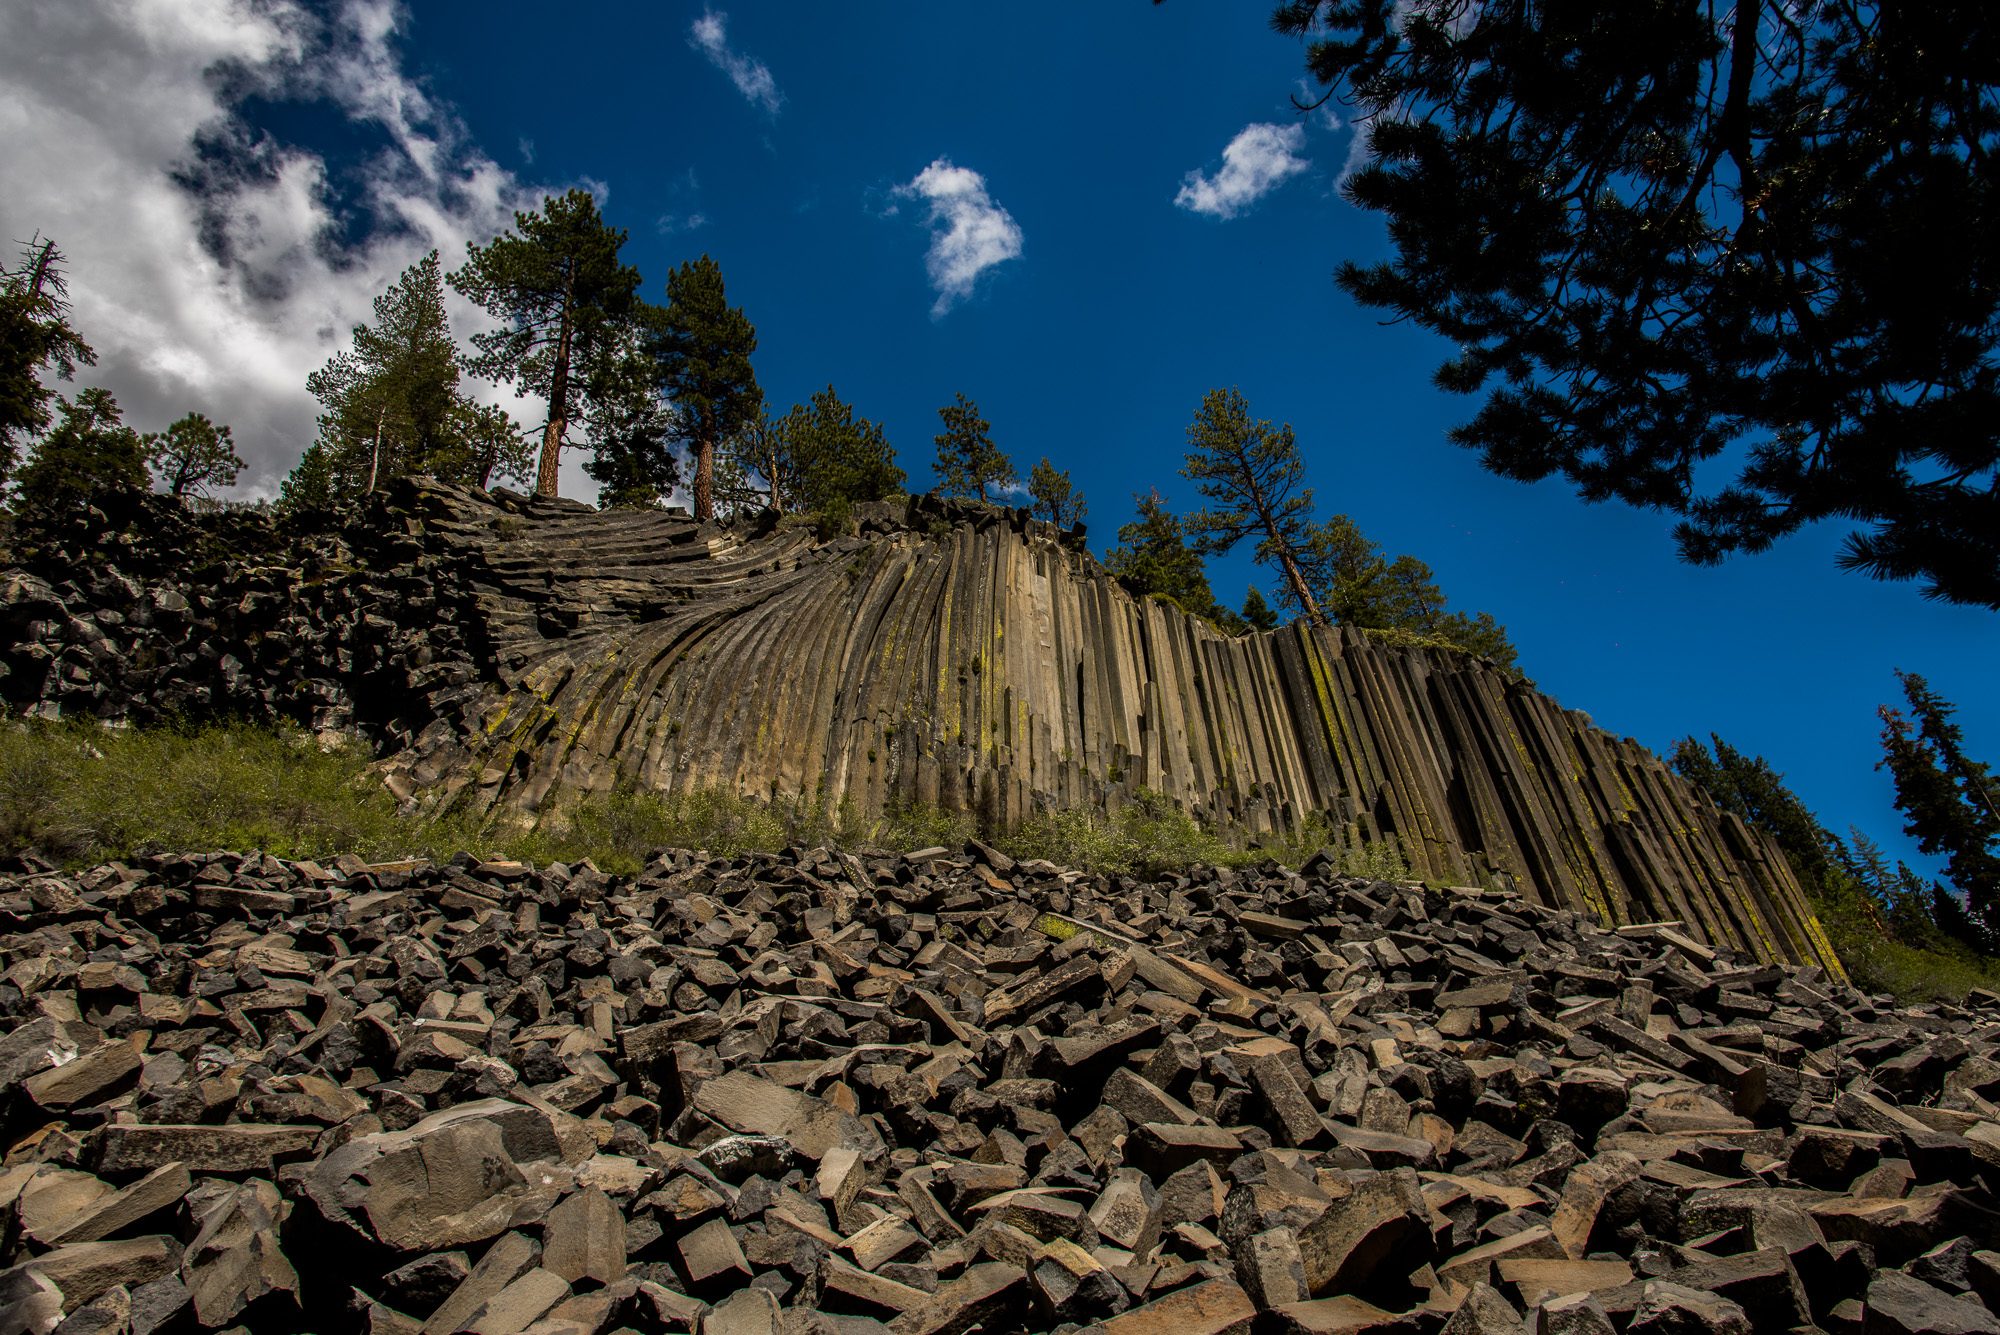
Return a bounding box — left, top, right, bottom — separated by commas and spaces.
0, 478, 1842, 975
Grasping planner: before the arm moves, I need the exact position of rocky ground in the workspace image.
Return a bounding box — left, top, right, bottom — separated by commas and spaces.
2, 841, 1998, 1335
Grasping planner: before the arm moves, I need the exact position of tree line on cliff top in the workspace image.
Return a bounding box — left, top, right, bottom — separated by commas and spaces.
1, 185, 1526, 674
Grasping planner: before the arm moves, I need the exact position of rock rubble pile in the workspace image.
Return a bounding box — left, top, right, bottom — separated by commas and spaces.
3, 841, 1996, 1335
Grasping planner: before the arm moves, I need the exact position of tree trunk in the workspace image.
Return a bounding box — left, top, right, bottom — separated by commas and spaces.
1251, 486, 1325, 627
694, 435, 714, 521
368, 403, 386, 495
767, 443, 783, 514
26, 240, 56, 301
537, 280, 576, 498
1278, 548, 1324, 627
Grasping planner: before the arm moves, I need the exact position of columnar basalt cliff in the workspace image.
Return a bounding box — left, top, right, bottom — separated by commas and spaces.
0, 479, 1840, 975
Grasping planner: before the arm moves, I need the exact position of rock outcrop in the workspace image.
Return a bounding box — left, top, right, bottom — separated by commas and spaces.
0, 480, 1839, 974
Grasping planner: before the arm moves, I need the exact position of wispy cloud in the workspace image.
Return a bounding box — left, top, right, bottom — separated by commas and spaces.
1174, 123, 1311, 220
0, 0, 551, 499
688, 9, 783, 117
1294, 79, 1344, 132
656, 212, 709, 235
1337, 117, 1376, 184
892, 158, 1024, 318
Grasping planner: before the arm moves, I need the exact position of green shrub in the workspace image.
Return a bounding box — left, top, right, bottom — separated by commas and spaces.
0, 721, 437, 864
873, 800, 975, 852
813, 498, 854, 541
1813, 894, 2000, 1004
1002, 789, 1414, 880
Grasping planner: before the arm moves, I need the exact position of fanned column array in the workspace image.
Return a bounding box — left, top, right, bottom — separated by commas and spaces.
361, 484, 1839, 976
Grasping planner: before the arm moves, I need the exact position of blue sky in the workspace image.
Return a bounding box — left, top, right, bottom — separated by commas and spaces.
5, 0, 1993, 881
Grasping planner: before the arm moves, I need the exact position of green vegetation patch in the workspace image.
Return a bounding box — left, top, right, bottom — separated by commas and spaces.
0, 722, 1418, 888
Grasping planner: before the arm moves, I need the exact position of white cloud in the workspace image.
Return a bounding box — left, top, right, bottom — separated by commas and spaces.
0, 0, 555, 499
892, 159, 1024, 318
1174, 123, 1311, 220
656, 212, 709, 235
688, 10, 784, 118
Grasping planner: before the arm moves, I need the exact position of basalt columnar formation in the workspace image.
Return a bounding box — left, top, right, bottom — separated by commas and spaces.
0, 480, 1838, 976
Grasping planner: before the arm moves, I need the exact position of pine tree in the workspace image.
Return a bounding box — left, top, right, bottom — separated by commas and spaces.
451, 192, 645, 498
1431, 610, 1521, 677
1106, 490, 1237, 629
1670, 734, 1848, 893
1932, 883, 1999, 957
730, 409, 795, 514
1293, 515, 1387, 625
581, 344, 678, 510
1293, 513, 1523, 674
933, 393, 1015, 502
648, 255, 760, 521
1027, 457, 1085, 528
294, 253, 536, 508
449, 400, 534, 491
1878, 672, 2000, 931
144, 413, 242, 498
278, 443, 336, 513
1241, 587, 1280, 631
16, 388, 148, 513
0, 236, 94, 486
710, 451, 764, 518
1272, 0, 2000, 607
1834, 828, 1921, 943
776, 387, 905, 516
1179, 388, 1323, 624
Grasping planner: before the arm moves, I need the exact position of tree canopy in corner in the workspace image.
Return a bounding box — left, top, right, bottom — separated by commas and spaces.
1269, 0, 2000, 608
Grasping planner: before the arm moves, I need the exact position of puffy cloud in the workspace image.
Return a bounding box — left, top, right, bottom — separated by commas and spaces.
1174, 122, 1311, 220
688, 10, 784, 118
893, 159, 1024, 318
0, 0, 565, 498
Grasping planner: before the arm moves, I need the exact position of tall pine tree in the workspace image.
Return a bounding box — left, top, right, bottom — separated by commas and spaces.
452, 192, 645, 497
144, 413, 242, 499
293, 252, 530, 507
1027, 457, 1085, 528
1878, 672, 2000, 935
0, 236, 94, 487
581, 339, 678, 510
1179, 388, 1324, 624
648, 255, 760, 521
933, 393, 1016, 502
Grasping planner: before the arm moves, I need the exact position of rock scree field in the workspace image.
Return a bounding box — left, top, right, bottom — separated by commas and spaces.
2, 837, 2000, 1334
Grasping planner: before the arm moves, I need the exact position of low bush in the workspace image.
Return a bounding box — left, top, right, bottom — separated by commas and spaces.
1815, 897, 2000, 1004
